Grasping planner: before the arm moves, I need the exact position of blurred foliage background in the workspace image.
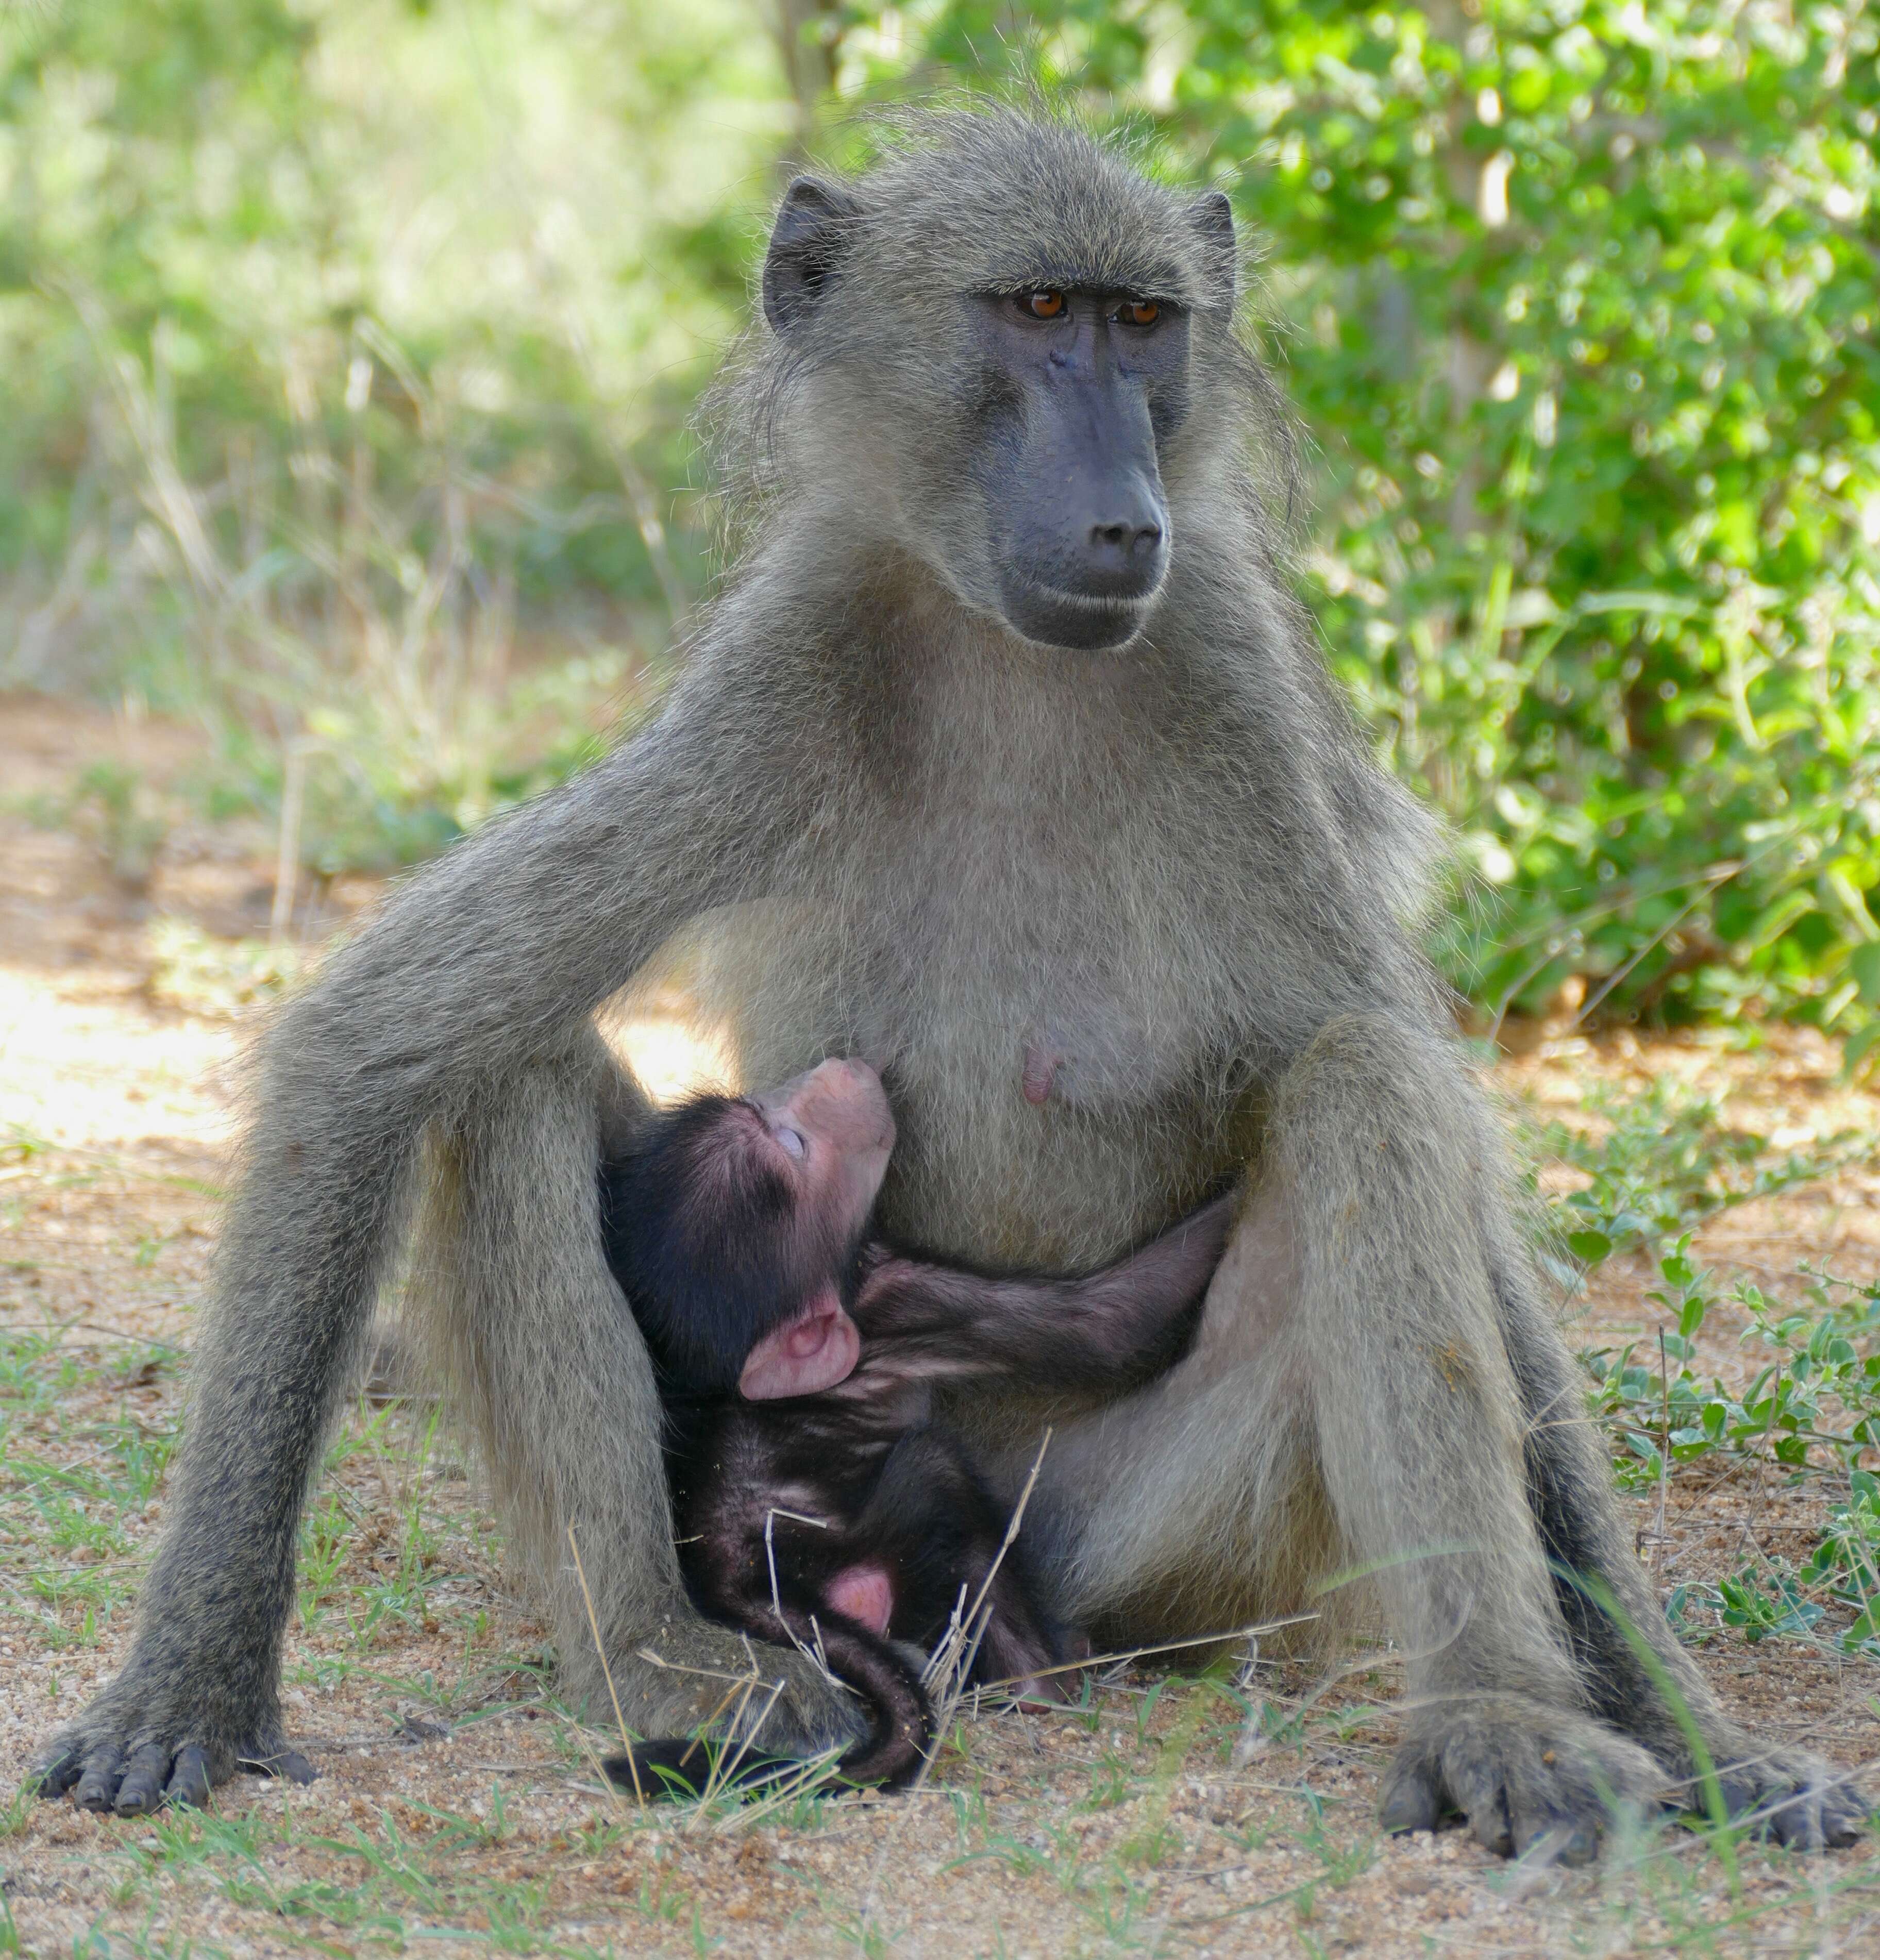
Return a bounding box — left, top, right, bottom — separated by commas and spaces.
2, 0, 1877, 1056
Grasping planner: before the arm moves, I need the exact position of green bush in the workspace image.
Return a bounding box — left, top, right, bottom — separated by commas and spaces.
0, 0, 782, 861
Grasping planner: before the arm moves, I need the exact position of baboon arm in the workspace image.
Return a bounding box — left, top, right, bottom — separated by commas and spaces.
849, 1193, 1234, 1394
36, 662, 833, 1814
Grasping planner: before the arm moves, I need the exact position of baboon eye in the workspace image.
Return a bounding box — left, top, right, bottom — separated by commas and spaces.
775, 1126, 806, 1161
1116, 298, 1160, 327
1016, 290, 1066, 320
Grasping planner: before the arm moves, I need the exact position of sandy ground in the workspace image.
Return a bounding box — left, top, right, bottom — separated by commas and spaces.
3, 692, 1879, 1958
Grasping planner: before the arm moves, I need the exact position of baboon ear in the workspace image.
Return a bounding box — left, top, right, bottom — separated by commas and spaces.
763, 177, 862, 332
1189, 189, 1237, 307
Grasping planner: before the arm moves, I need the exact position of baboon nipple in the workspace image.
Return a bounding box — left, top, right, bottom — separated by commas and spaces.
1021, 1040, 1062, 1107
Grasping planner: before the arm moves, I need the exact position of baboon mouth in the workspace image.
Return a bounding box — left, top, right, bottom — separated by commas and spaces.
998, 579, 1160, 652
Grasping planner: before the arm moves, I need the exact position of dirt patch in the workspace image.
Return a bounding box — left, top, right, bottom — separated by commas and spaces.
3, 694, 1878, 1957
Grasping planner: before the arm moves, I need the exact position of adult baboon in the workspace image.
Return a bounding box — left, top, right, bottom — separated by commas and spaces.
39, 109, 1862, 1854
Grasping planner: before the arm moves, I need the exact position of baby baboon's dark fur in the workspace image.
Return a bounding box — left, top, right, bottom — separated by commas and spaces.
38, 108, 1862, 1853
597, 1076, 1231, 1794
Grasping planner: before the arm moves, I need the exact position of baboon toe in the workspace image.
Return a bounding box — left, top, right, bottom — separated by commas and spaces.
1385, 1700, 1666, 1864
72, 1744, 127, 1815
1702, 1748, 1867, 1849
1379, 1756, 1443, 1836
37, 1678, 315, 1815
48, 1733, 232, 1815
256, 1746, 319, 1786
111, 1744, 178, 1815
30, 1741, 86, 1800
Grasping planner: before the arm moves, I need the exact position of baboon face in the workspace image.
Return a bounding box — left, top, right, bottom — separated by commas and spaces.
758, 126, 1236, 655
602, 1060, 895, 1401
961, 287, 1184, 651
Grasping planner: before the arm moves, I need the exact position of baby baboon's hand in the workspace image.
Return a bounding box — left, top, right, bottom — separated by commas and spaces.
1683, 1733, 1867, 1850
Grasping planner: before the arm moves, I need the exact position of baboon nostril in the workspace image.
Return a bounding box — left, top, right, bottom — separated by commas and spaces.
1090, 520, 1162, 557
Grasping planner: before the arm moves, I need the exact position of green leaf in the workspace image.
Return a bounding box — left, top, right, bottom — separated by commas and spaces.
1844, 1024, 1880, 1081
1567, 1229, 1612, 1265
1849, 942, 1880, 1008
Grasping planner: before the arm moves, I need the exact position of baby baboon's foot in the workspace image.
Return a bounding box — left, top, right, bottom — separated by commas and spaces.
1381, 1699, 1667, 1865
35, 1670, 315, 1816
1693, 1744, 1867, 1849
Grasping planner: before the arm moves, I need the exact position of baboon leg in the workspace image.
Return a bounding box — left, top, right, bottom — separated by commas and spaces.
1488, 1237, 1867, 1848
32, 1084, 411, 1814
1039, 1014, 1669, 1862
408, 1030, 864, 1750
854, 1428, 1067, 1697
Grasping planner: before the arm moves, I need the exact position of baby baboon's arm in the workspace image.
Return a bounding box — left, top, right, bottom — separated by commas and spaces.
850, 1193, 1234, 1395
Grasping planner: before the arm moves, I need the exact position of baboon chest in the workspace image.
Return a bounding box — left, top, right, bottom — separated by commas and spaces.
702, 701, 1275, 1261
859, 807, 1228, 1109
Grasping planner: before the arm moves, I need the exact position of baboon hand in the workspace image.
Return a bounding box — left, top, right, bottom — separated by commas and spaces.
1380, 1699, 1668, 1865
34, 1667, 315, 1816
1687, 1736, 1867, 1850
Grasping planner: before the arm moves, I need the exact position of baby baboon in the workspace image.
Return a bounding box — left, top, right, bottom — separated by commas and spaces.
39, 109, 1861, 1855
597, 1059, 1230, 1794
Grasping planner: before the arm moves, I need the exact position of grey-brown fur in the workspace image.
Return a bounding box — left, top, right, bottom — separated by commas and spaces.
38, 107, 1862, 1853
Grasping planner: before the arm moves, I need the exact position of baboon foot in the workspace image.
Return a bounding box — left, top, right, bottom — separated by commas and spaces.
35, 1666, 315, 1816
584, 1621, 867, 1763
1690, 1741, 1867, 1849
1380, 1698, 1667, 1864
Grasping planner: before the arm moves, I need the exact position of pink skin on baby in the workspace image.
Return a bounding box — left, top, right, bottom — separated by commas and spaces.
825, 1564, 894, 1637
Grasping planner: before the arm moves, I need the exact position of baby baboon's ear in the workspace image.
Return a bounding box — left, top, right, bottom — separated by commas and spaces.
1188, 189, 1237, 309
763, 177, 864, 332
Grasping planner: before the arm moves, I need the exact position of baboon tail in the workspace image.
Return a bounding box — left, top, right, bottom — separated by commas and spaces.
603, 1611, 933, 1800
816, 1615, 933, 1788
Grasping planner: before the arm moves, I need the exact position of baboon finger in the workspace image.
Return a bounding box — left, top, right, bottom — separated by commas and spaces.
1440, 1745, 1517, 1856
246, 1747, 317, 1786
1713, 1770, 1760, 1820
1378, 1756, 1443, 1836
113, 1744, 175, 1816
1556, 1821, 1600, 1867
164, 1745, 213, 1809
1508, 1804, 1593, 1868
73, 1743, 126, 1814
1765, 1790, 1828, 1851
31, 1747, 84, 1798
1821, 1785, 1868, 1847
1467, 1789, 1515, 1859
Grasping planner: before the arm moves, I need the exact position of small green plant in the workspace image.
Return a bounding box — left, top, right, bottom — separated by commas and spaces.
1583, 1244, 1880, 1489
1583, 1242, 1880, 1654
1541, 1079, 1861, 1265
1799, 1478, 1880, 1652
30, 762, 170, 890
